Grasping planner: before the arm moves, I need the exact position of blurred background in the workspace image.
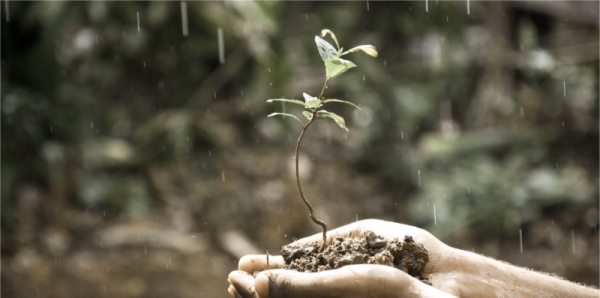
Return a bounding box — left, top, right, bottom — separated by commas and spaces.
1, 1, 598, 297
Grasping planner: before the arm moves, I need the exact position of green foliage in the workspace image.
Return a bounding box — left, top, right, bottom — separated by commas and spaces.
267, 29, 377, 130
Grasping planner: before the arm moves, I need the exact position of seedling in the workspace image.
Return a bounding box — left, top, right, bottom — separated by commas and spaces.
267, 29, 377, 250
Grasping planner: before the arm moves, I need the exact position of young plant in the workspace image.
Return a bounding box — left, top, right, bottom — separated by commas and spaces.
267, 29, 378, 250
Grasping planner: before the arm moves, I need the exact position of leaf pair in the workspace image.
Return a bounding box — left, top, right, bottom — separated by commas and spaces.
315, 30, 378, 80
267, 94, 360, 132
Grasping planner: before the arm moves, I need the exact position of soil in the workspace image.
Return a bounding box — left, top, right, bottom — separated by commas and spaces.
280, 230, 431, 284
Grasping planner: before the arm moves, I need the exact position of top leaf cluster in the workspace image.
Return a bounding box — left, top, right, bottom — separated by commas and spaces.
267, 29, 378, 132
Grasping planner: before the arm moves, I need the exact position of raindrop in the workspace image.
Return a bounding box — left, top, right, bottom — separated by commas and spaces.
143, 61, 146, 68
144, 246, 147, 255
426, 0, 428, 12
447, 16, 449, 22
418, 170, 421, 187
563, 81, 566, 96
270, 82, 272, 86
571, 230, 575, 253
181, 1, 189, 37
218, 28, 225, 64
520, 107, 524, 117
50, 126, 53, 132
305, 14, 307, 20
221, 171, 225, 182
401, 132, 403, 139
4, 0, 9, 22
268, 68, 271, 72
208, 150, 211, 157
214, 92, 216, 98
356, 214, 359, 222
90, 121, 94, 128
433, 204, 437, 225
366, 1, 369, 11
383, 59, 387, 66
363, 75, 365, 81
137, 11, 140, 32
467, 0, 470, 15
519, 229, 523, 253
241, 90, 244, 96
562, 121, 564, 127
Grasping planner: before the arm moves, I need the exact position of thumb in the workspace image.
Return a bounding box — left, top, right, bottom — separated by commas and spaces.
254, 269, 316, 298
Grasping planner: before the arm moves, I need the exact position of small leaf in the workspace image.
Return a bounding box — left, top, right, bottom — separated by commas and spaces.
323, 99, 362, 111
267, 113, 304, 126
315, 36, 338, 61
341, 45, 378, 57
324, 58, 356, 79
317, 110, 348, 132
267, 99, 308, 107
302, 111, 313, 121
303, 93, 321, 109
320, 29, 340, 50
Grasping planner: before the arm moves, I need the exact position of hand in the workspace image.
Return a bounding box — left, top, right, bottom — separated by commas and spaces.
227, 219, 458, 298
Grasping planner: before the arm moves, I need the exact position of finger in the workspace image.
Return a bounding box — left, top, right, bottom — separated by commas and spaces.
254, 266, 407, 298
256, 266, 457, 298
228, 270, 259, 298
239, 255, 286, 274
228, 285, 243, 298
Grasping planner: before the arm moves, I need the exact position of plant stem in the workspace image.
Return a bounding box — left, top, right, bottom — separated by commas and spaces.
318, 78, 330, 100
294, 79, 331, 251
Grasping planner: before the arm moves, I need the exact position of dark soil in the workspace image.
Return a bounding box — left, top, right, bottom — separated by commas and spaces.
281, 230, 431, 284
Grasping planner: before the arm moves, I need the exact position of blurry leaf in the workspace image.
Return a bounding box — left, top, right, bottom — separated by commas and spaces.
267, 98, 307, 107
315, 36, 338, 61
325, 58, 356, 79
323, 99, 362, 111
320, 29, 340, 49
317, 110, 348, 132
302, 111, 313, 121
267, 113, 303, 125
341, 45, 378, 57
303, 93, 321, 109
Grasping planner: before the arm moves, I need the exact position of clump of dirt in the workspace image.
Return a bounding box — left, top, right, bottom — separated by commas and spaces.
281, 231, 430, 284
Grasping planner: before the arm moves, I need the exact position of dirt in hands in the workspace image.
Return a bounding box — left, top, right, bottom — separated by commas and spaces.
281, 230, 431, 284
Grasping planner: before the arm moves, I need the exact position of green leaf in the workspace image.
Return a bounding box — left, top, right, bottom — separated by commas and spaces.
267, 99, 308, 107
320, 29, 340, 50
323, 99, 362, 111
303, 93, 321, 110
302, 111, 313, 121
317, 110, 348, 132
340, 45, 378, 57
315, 36, 338, 61
267, 113, 304, 126
325, 58, 356, 79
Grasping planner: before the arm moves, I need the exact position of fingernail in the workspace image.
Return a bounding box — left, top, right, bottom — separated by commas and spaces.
255, 274, 269, 298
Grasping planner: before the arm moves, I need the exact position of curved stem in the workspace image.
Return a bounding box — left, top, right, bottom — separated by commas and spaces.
294, 78, 331, 251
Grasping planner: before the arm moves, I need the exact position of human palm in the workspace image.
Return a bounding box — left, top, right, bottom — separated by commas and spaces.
228, 219, 457, 298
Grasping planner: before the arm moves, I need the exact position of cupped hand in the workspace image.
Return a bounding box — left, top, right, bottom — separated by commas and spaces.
227, 219, 460, 298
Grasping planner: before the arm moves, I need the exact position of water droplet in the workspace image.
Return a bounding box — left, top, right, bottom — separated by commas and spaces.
467, 0, 470, 15
366, 1, 369, 11
221, 171, 225, 182
563, 81, 566, 97
519, 229, 523, 253
137, 11, 140, 32
181, 1, 189, 36
433, 204, 437, 225
426, 0, 428, 12
218, 28, 225, 63
418, 170, 421, 187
